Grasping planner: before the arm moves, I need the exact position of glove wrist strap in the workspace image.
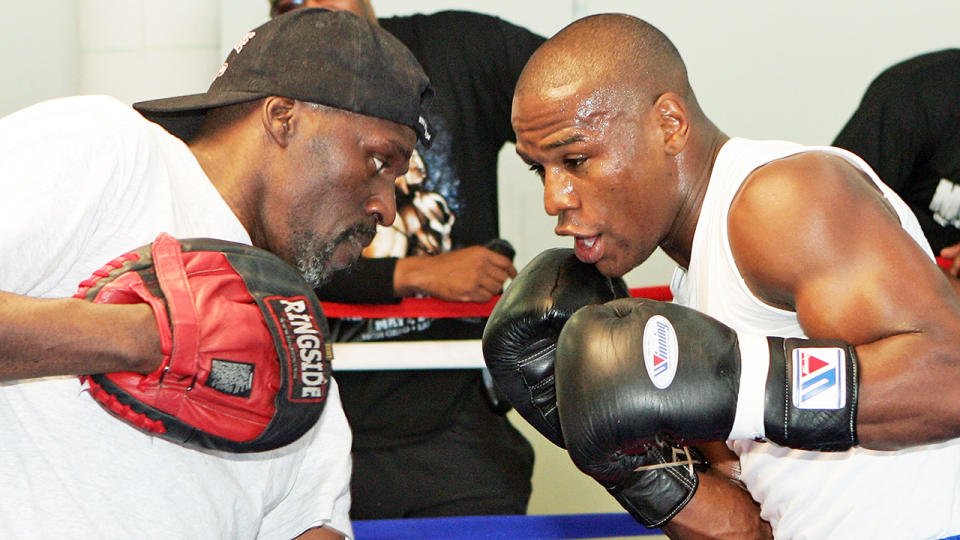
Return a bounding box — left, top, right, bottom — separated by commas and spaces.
728, 332, 769, 440
763, 337, 859, 451
151, 233, 200, 381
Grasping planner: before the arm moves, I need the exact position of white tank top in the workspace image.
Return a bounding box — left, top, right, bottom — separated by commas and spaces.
671, 138, 960, 539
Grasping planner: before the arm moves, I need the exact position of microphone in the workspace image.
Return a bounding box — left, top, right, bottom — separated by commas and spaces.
483, 238, 515, 261
482, 238, 515, 415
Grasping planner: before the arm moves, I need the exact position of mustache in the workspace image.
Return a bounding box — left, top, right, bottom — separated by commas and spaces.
336, 221, 379, 247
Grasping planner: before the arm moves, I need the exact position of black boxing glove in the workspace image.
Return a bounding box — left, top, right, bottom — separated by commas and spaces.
556, 297, 859, 458
604, 440, 708, 528
480, 238, 517, 415
556, 297, 859, 527
481, 248, 628, 447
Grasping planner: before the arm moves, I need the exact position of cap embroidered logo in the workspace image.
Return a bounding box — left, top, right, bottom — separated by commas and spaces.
234, 31, 256, 55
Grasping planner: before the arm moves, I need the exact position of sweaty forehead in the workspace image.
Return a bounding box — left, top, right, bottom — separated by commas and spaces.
516, 23, 670, 113
513, 80, 633, 136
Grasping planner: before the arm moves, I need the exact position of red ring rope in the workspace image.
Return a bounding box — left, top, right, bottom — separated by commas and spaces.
320, 286, 674, 319
321, 256, 952, 319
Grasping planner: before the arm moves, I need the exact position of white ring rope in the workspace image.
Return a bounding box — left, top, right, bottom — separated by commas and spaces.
324, 286, 673, 371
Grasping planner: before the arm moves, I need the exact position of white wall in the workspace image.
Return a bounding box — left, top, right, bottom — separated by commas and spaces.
0, 1, 79, 110
4, 2, 960, 282
3, 0, 959, 528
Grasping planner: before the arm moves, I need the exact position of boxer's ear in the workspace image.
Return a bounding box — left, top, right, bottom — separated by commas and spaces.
653, 93, 689, 156
262, 96, 296, 148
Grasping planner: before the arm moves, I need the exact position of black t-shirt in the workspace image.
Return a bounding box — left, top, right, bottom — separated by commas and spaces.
833, 49, 960, 252
314, 11, 545, 449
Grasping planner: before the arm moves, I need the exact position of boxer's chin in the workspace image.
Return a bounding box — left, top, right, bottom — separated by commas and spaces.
592, 259, 617, 278
593, 251, 632, 279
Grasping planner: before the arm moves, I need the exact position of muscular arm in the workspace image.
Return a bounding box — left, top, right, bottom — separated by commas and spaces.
729, 152, 960, 450
0, 291, 160, 382
939, 262, 960, 295
663, 443, 771, 540
293, 526, 345, 540
938, 243, 960, 279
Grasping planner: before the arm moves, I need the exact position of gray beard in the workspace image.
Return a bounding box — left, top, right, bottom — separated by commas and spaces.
295, 239, 335, 289
292, 222, 377, 288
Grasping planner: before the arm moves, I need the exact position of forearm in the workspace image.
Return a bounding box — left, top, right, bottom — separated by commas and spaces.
293, 526, 345, 540
660, 442, 769, 539
0, 291, 160, 382
941, 266, 960, 290
393, 255, 431, 297
662, 469, 771, 540
854, 329, 960, 449
394, 247, 518, 302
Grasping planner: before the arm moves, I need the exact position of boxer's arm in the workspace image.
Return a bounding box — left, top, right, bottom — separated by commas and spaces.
293, 526, 344, 540
730, 151, 960, 450
938, 243, 960, 278
0, 290, 161, 382
942, 266, 960, 297
662, 443, 771, 540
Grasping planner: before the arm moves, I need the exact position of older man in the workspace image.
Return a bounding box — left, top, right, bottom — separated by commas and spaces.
0, 9, 430, 539
270, 0, 545, 519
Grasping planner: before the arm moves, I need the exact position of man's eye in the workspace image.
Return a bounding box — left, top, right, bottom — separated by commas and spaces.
564, 157, 586, 169
373, 157, 386, 172
272, 0, 303, 16
528, 164, 545, 178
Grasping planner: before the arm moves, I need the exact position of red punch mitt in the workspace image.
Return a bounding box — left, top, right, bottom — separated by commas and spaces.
75, 233, 332, 453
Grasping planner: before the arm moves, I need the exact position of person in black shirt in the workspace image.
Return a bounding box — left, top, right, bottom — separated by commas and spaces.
834, 49, 960, 274
269, 0, 546, 519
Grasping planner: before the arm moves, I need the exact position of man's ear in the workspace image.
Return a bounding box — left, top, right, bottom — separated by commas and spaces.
653, 92, 689, 156
262, 96, 297, 147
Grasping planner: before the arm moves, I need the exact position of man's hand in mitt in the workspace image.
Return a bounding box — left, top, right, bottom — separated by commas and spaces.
74, 232, 331, 453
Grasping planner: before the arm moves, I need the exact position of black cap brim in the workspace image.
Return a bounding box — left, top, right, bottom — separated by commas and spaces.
132, 9, 433, 147
134, 90, 268, 142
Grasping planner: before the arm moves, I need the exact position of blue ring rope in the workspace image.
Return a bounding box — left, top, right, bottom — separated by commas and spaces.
352, 513, 960, 539
352, 512, 661, 539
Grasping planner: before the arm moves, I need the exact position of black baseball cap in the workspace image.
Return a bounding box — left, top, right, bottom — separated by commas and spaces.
133, 8, 433, 147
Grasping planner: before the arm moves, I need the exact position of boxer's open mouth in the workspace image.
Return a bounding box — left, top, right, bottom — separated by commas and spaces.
575, 235, 602, 264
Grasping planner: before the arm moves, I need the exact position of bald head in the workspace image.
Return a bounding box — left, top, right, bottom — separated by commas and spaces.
516, 13, 692, 110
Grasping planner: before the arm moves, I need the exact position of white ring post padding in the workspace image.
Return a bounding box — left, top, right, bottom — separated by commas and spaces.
331, 340, 486, 370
